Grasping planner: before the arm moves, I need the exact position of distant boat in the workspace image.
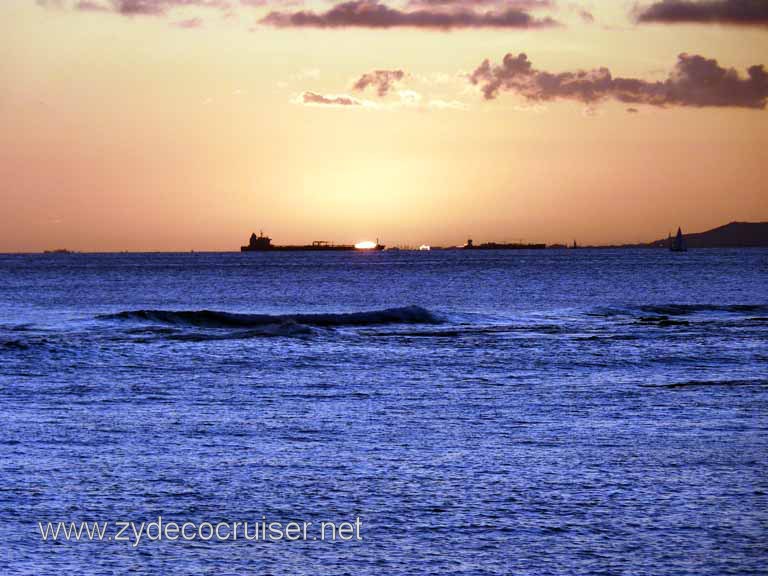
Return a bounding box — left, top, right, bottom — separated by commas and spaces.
670, 227, 687, 252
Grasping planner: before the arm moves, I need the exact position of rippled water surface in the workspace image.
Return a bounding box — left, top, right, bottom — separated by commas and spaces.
1, 249, 767, 574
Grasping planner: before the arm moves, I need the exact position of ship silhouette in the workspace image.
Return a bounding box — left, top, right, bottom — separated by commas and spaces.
241, 232, 384, 252
463, 238, 546, 250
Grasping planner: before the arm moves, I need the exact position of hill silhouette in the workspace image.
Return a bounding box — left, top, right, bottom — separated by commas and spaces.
649, 222, 768, 248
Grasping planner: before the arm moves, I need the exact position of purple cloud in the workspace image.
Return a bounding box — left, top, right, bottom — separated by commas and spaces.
406, 0, 552, 7
300, 91, 363, 106
40, 0, 561, 29
352, 69, 406, 96
635, 0, 768, 27
43, 0, 233, 17
470, 52, 768, 109
260, 0, 559, 29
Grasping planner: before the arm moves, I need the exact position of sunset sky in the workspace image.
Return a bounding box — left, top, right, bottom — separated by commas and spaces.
1, 0, 767, 251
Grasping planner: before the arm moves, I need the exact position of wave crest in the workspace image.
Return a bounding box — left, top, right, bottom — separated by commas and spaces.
99, 305, 441, 329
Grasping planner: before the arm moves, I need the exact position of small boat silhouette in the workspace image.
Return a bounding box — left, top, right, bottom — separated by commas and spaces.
670, 227, 687, 252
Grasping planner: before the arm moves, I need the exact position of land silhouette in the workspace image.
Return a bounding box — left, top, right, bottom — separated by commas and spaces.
237, 222, 768, 253
38, 221, 768, 254
646, 222, 768, 249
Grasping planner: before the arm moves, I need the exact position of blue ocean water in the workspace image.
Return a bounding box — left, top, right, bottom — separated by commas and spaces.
1, 249, 767, 575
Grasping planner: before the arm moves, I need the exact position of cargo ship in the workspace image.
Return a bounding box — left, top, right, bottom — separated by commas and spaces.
463, 239, 546, 250
241, 232, 384, 252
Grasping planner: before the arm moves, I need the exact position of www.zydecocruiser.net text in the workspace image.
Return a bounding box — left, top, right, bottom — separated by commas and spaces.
38, 517, 364, 547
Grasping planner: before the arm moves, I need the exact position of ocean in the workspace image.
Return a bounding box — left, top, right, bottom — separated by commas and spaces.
1, 249, 767, 575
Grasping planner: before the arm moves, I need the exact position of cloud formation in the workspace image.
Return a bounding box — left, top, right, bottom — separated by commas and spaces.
299, 91, 363, 106
352, 70, 406, 96
406, 0, 552, 7
260, 0, 559, 29
470, 52, 768, 109
295, 80, 467, 111
635, 0, 768, 26
37, 0, 569, 29
41, 0, 232, 16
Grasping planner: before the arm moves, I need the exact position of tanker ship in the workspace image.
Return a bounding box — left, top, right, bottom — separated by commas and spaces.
241, 232, 384, 252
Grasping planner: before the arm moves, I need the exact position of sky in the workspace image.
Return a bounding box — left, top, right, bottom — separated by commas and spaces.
1, 0, 767, 251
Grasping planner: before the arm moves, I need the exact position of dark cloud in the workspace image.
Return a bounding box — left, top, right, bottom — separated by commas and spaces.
300, 91, 362, 106
470, 52, 768, 109
110, 0, 164, 15
239, 0, 303, 6
635, 0, 768, 27
122, 0, 230, 15
39, 0, 560, 28
352, 69, 406, 96
260, 0, 559, 29
40, 0, 232, 16
406, 0, 552, 7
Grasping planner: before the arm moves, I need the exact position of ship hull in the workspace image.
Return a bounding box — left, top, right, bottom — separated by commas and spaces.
241, 231, 384, 252
241, 245, 355, 252
241, 245, 385, 252
466, 244, 547, 250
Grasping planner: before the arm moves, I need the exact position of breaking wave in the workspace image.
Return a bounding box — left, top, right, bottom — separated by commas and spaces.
99, 305, 442, 329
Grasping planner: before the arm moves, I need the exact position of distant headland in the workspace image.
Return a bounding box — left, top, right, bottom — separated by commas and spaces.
586, 221, 768, 250
645, 222, 768, 249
